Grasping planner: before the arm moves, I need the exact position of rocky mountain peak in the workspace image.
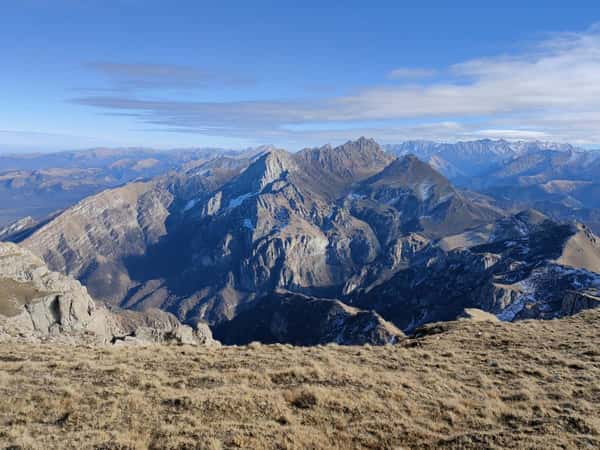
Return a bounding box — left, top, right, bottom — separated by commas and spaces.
366, 153, 449, 189
231, 149, 296, 193
341, 136, 382, 152
297, 136, 392, 169
8, 137, 600, 346
291, 137, 395, 199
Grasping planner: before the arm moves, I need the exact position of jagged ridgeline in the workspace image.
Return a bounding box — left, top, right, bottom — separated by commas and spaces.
2, 138, 599, 344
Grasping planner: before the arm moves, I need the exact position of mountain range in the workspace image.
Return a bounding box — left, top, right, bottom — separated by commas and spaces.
1, 137, 599, 345
387, 139, 600, 233
0, 146, 267, 226
4, 138, 599, 233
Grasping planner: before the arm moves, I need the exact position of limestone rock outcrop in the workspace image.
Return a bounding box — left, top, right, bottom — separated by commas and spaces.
0, 242, 218, 345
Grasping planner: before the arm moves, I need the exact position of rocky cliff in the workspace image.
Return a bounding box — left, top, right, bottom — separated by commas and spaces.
0, 242, 217, 345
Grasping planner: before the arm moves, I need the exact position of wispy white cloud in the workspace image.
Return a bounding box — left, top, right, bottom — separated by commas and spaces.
387, 67, 437, 79
72, 25, 600, 146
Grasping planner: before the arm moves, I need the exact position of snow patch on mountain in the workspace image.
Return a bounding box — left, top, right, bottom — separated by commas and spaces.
228, 191, 258, 209
184, 198, 200, 211
496, 264, 600, 322
416, 182, 434, 201
347, 192, 366, 201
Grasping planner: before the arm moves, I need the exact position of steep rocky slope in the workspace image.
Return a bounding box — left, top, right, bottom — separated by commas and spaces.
0, 242, 217, 345
0, 216, 37, 241
355, 214, 600, 332
347, 154, 501, 239
18, 156, 253, 305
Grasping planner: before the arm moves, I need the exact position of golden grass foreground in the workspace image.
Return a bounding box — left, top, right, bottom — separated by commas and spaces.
1, 310, 599, 449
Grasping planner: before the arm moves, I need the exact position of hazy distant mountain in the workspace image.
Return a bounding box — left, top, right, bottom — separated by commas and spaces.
472, 148, 600, 186
385, 139, 578, 180
0, 146, 264, 226
387, 139, 600, 234
0, 147, 244, 172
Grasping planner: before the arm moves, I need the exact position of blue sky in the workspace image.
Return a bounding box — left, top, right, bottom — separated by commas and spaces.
1, 1, 600, 152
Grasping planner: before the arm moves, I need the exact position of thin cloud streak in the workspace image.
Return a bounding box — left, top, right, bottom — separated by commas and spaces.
72, 26, 600, 145
84, 61, 256, 90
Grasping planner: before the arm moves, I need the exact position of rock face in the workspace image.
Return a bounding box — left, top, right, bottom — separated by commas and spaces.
0, 216, 37, 241
213, 291, 404, 345
19, 156, 253, 305
0, 241, 105, 338
560, 291, 600, 316
347, 154, 501, 239
110, 308, 219, 346
20, 180, 175, 304
0, 242, 218, 345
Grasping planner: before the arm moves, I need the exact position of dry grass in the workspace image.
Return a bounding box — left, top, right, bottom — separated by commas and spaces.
1, 311, 600, 449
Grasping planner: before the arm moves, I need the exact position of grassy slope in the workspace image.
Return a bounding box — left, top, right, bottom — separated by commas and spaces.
1, 311, 599, 449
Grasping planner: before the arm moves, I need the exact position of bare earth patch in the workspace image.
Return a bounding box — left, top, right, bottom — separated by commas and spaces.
1, 311, 599, 449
